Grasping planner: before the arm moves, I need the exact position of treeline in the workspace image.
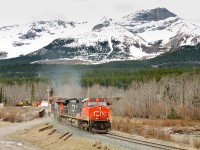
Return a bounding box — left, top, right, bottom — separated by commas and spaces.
81, 68, 200, 89
149, 43, 200, 65
0, 87, 7, 105
0, 60, 151, 79
0, 78, 48, 85
1, 66, 200, 89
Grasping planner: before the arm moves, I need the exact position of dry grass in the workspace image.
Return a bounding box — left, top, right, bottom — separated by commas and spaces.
193, 138, 200, 149
111, 117, 171, 141
143, 127, 171, 141
111, 117, 200, 142
133, 118, 200, 127
0, 107, 41, 122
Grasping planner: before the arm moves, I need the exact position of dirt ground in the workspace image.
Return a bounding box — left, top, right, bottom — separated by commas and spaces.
0, 118, 121, 150
8, 124, 118, 150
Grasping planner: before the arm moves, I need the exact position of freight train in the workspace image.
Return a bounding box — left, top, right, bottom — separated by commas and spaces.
49, 97, 111, 133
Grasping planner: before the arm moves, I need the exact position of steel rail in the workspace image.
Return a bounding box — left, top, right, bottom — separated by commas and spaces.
104, 133, 187, 150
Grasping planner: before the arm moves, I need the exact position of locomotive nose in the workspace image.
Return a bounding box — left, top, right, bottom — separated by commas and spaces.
90, 105, 109, 120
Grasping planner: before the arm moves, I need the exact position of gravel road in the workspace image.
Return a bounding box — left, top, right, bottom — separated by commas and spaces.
0, 117, 51, 150
0, 117, 51, 136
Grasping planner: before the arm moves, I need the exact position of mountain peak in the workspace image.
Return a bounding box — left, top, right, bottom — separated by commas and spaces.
92, 17, 113, 31
100, 16, 112, 23
123, 7, 177, 22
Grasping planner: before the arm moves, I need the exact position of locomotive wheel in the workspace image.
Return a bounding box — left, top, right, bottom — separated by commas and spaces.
78, 120, 81, 128
88, 127, 92, 132
91, 127, 97, 133
106, 127, 111, 132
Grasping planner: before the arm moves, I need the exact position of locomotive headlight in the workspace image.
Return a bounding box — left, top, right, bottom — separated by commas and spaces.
99, 106, 102, 110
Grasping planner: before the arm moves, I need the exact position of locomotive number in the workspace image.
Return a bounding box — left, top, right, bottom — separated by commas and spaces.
94, 111, 106, 117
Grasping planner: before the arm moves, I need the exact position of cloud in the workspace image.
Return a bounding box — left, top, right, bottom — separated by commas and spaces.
0, 0, 200, 26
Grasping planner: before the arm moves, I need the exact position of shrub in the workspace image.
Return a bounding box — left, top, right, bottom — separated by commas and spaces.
3, 113, 17, 122
167, 108, 180, 119
111, 117, 171, 141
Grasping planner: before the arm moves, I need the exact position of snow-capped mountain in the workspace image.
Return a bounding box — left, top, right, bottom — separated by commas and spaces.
0, 7, 200, 63
119, 8, 200, 48
0, 20, 89, 59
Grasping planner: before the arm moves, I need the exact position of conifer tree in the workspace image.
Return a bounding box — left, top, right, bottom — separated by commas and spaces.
31, 83, 35, 102
0, 87, 2, 103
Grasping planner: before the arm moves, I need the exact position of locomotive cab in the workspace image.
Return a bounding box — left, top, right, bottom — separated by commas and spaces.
80, 98, 111, 132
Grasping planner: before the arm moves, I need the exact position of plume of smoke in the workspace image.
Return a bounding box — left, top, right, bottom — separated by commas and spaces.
45, 65, 85, 98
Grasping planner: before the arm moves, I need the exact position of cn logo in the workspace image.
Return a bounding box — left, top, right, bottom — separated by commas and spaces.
94, 111, 106, 117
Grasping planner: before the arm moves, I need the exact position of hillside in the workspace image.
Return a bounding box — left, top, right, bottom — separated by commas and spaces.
148, 43, 200, 67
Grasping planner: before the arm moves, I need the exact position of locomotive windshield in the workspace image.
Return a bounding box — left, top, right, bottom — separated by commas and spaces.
98, 102, 107, 106
88, 101, 107, 107
88, 102, 97, 107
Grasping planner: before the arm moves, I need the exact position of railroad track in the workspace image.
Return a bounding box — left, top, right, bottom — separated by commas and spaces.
103, 132, 188, 150
51, 114, 188, 150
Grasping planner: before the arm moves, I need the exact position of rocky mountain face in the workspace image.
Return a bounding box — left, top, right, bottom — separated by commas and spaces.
122, 7, 177, 22
0, 51, 8, 59
0, 8, 200, 63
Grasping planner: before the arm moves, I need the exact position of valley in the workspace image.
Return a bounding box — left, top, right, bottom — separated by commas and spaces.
0, 5, 200, 150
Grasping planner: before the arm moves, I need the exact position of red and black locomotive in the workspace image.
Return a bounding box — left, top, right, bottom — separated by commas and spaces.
49, 97, 111, 133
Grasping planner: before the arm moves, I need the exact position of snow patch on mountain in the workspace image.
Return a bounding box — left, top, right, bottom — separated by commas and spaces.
130, 46, 160, 59
0, 7, 200, 63
107, 36, 114, 58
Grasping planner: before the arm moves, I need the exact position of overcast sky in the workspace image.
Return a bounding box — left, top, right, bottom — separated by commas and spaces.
0, 0, 200, 26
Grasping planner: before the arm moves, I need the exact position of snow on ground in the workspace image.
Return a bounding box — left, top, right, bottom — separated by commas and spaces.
138, 29, 174, 44
130, 46, 160, 59
106, 36, 114, 59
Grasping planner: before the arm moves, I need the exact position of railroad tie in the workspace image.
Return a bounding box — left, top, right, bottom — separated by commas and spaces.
48, 129, 56, 135
97, 143, 102, 149
59, 132, 69, 139
93, 140, 101, 147
64, 133, 73, 141
39, 125, 53, 132
103, 144, 110, 150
